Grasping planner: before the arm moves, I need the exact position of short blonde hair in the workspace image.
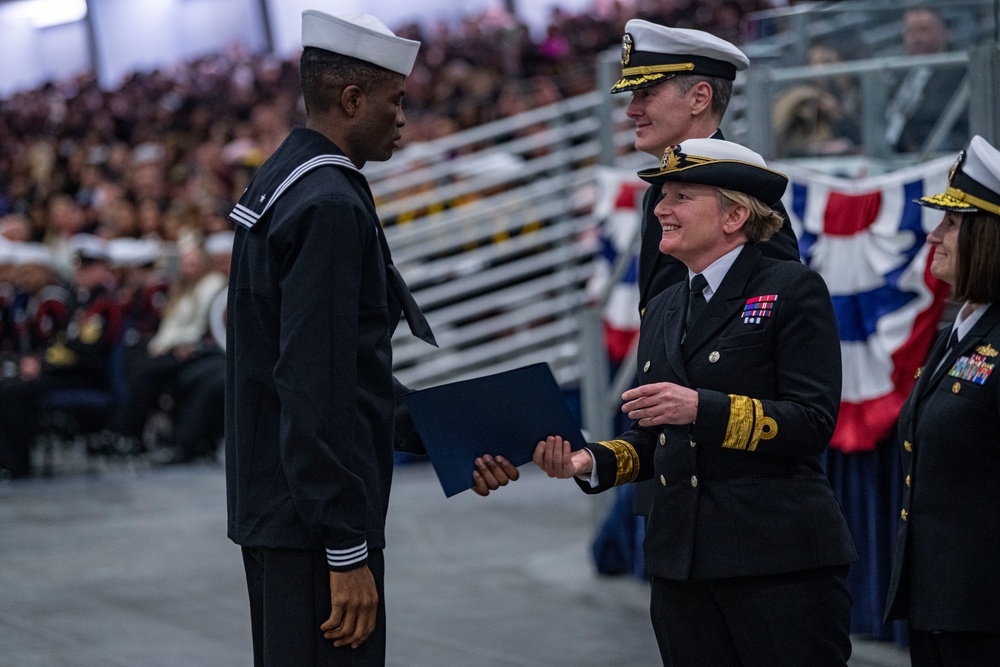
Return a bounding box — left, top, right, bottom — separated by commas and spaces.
715, 187, 784, 243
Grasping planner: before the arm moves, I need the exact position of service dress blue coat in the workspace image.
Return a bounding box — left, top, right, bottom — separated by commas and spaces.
581, 244, 857, 581
885, 304, 1000, 632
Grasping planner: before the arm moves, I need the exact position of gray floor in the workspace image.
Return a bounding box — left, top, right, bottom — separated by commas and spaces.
0, 460, 911, 667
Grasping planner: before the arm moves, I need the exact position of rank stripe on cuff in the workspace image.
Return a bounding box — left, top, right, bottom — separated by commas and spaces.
722, 395, 754, 450
326, 542, 368, 569
750, 399, 778, 451
596, 439, 639, 486
722, 395, 778, 451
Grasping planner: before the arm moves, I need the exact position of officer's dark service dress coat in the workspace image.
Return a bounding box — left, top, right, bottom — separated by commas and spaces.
885, 304, 1000, 632
580, 244, 857, 580
225, 127, 412, 570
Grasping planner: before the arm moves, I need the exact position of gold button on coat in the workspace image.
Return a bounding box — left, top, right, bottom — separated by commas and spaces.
903, 440, 913, 452
658, 433, 666, 445
690, 475, 698, 487
643, 361, 651, 372
660, 475, 666, 486
901, 509, 908, 521
905, 475, 911, 487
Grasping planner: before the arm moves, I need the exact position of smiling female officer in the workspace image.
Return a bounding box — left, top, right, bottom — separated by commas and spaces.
885, 135, 1000, 667
534, 139, 856, 667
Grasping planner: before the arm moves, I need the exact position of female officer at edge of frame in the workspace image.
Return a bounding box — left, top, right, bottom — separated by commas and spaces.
534, 138, 856, 667
885, 134, 1000, 667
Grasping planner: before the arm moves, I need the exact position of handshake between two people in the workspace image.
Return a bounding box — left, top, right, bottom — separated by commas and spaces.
471, 381, 697, 495
469, 437, 591, 496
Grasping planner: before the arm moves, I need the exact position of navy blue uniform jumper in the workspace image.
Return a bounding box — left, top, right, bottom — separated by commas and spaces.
226, 127, 413, 572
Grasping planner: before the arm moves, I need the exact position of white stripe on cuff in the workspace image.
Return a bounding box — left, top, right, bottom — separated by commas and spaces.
326, 542, 368, 568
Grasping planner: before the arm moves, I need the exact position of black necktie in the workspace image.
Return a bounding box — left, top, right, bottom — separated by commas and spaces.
686, 274, 708, 333
930, 327, 960, 376
948, 327, 960, 352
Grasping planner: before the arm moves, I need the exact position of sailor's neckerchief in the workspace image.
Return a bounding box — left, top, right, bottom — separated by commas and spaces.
229, 127, 376, 230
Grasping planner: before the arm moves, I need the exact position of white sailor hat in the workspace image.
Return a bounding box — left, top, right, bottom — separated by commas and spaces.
107, 237, 161, 268
10, 242, 55, 268
69, 234, 111, 263
638, 139, 788, 205
917, 135, 1000, 216
301, 11, 421, 77
613, 19, 749, 93
204, 230, 235, 256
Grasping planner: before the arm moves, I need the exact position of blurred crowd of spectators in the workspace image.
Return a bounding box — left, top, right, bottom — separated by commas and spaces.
0, 0, 779, 477
0, 0, 778, 242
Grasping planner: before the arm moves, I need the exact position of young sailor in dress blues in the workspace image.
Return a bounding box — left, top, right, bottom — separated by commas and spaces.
225, 11, 431, 665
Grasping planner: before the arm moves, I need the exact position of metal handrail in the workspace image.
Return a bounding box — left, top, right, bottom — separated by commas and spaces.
769, 50, 968, 82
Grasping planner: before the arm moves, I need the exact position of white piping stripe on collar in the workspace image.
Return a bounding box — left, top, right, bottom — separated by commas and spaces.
230, 204, 258, 229
230, 154, 360, 229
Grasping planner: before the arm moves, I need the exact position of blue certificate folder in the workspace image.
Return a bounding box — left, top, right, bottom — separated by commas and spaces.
403, 363, 586, 497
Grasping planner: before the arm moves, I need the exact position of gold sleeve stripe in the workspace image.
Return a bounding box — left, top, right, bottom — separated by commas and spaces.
722, 395, 779, 451
748, 399, 778, 452
722, 395, 754, 450
596, 439, 640, 486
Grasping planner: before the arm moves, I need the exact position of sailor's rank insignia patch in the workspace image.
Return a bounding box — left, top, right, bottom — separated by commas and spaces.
948, 354, 995, 386
743, 294, 777, 324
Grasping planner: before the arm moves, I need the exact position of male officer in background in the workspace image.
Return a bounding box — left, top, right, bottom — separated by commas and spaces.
225, 10, 514, 666
612, 20, 800, 312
